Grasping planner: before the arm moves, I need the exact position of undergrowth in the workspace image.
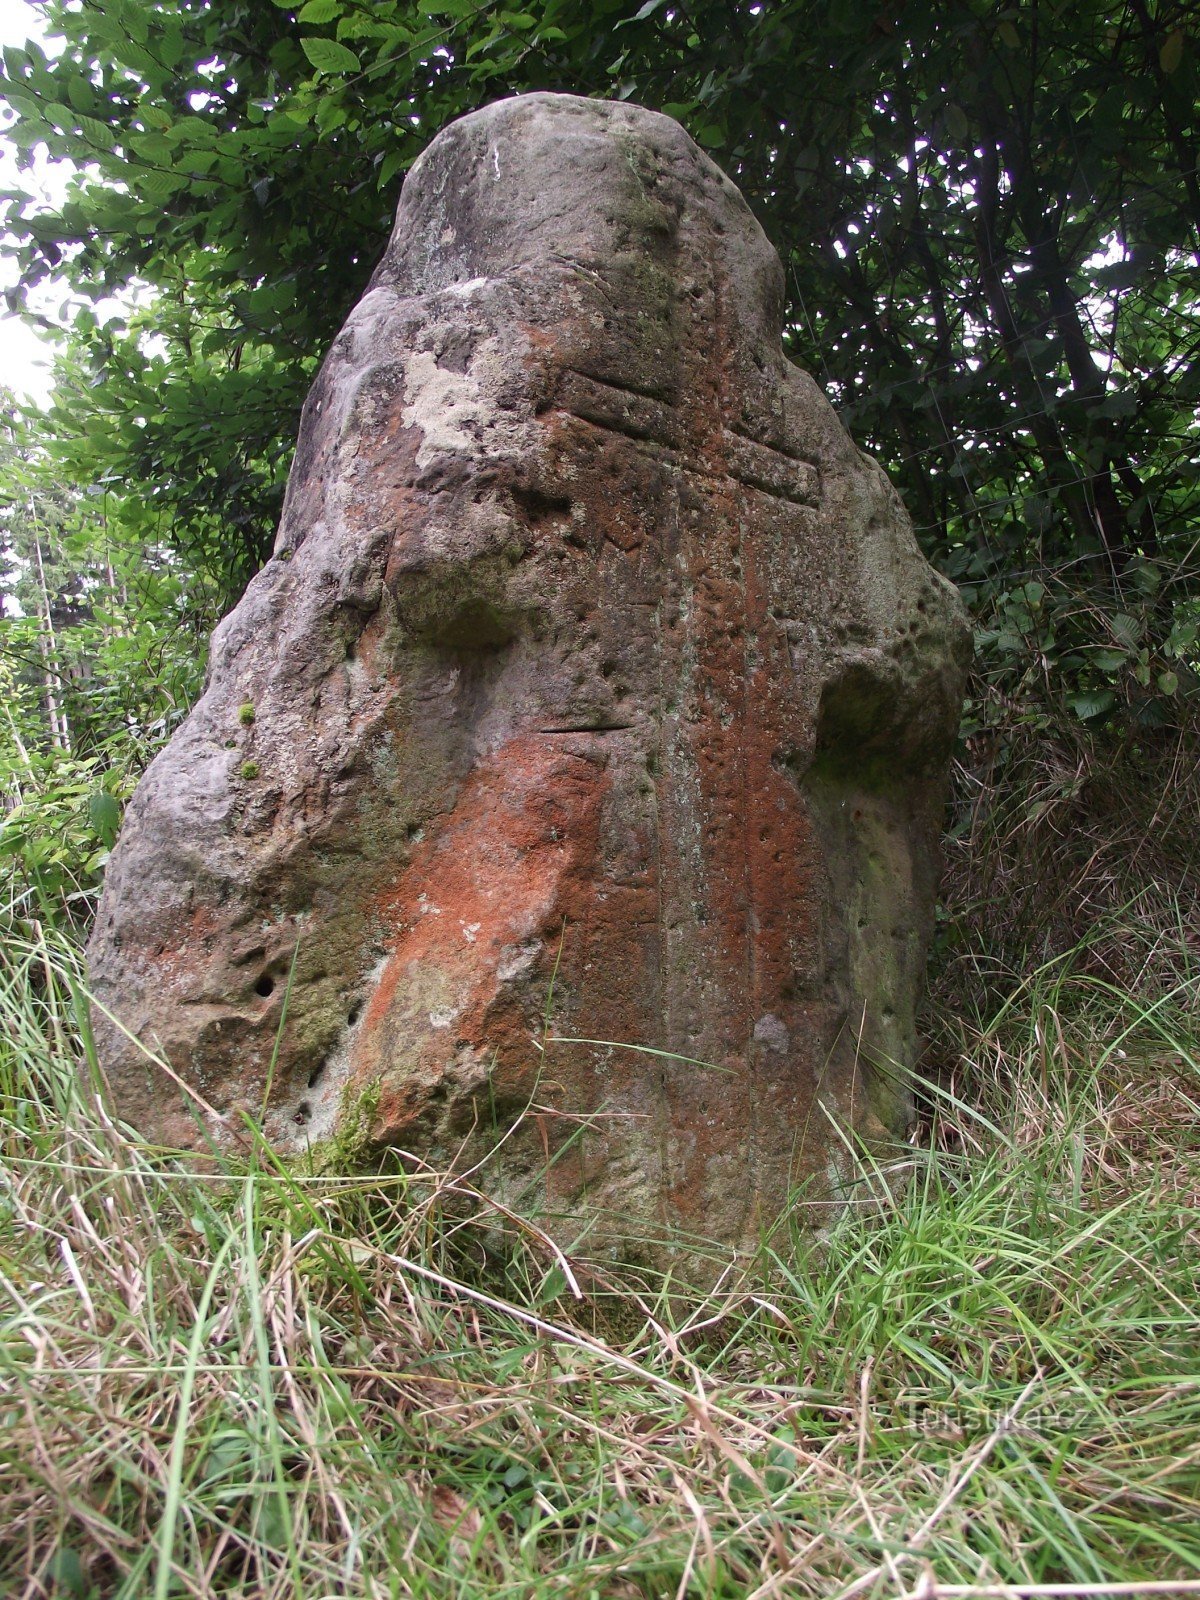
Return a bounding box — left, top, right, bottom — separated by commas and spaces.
1, 911, 1198, 1600
936, 702, 1200, 1001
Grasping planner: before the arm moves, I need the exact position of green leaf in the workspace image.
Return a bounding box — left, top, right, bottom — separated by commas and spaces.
1110, 612, 1142, 646
115, 0, 150, 43
1097, 389, 1137, 418
465, 26, 506, 59
48, 1548, 87, 1599
1068, 689, 1115, 721
299, 0, 340, 19
300, 36, 361, 73
1157, 669, 1179, 697
314, 96, 347, 130
164, 115, 218, 145
128, 131, 175, 162
77, 116, 116, 150
65, 76, 96, 113
1160, 29, 1184, 74
158, 27, 185, 69
1130, 559, 1161, 596
114, 41, 163, 80
0, 83, 40, 117
535, 1265, 568, 1306
1094, 259, 1142, 291
1091, 649, 1128, 673
88, 790, 121, 846
378, 146, 410, 187
138, 170, 190, 201
41, 101, 74, 131
1167, 619, 1197, 655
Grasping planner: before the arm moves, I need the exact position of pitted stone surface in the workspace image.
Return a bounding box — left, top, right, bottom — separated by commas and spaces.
88, 94, 970, 1260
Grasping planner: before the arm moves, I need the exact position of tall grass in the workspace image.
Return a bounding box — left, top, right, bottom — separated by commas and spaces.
1, 919, 1198, 1600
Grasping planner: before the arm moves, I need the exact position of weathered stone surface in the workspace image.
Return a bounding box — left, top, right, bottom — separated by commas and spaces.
88, 93, 970, 1259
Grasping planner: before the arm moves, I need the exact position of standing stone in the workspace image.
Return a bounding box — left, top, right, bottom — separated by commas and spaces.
87, 94, 969, 1260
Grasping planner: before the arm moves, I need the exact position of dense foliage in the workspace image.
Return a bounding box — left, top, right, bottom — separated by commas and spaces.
1, 389, 208, 921
0, 0, 1197, 920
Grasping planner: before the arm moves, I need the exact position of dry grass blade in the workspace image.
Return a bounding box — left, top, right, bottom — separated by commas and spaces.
1, 905, 1198, 1599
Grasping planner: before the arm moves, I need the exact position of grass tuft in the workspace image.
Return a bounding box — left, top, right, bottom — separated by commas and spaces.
1, 923, 1198, 1598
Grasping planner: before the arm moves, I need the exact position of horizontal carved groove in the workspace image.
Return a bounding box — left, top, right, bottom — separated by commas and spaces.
563, 408, 679, 451
721, 428, 820, 506
557, 369, 682, 449
724, 423, 809, 462
539, 722, 636, 734
549, 393, 823, 508
730, 471, 819, 506
564, 366, 678, 406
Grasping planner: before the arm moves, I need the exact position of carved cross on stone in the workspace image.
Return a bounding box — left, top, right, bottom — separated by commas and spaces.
88, 94, 969, 1267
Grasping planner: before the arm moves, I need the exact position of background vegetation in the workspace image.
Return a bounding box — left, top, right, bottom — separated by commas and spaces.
2, 0, 1198, 931
0, 1, 1198, 1595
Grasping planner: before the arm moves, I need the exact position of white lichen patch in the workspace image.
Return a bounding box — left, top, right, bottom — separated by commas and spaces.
496, 941, 540, 983
753, 1013, 790, 1054
402, 348, 488, 468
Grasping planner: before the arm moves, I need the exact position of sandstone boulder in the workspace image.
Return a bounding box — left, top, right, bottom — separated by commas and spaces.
88, 93, 970, 1260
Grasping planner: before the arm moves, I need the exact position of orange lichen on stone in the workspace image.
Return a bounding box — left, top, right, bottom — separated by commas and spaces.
351, 735, 609, 1138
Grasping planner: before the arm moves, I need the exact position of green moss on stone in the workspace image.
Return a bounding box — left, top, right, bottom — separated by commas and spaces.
323, 1079, 382, 1171
238, 702, 256, 726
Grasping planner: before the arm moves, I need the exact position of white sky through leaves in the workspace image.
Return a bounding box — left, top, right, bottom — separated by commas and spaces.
1, 0, 66, 405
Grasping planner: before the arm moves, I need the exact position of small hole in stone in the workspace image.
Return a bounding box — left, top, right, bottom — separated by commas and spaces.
307, 1063, 325, 1089
254, 973, 276, 999
348, 1002, 362, 1027
293, 1102, 312, 1125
